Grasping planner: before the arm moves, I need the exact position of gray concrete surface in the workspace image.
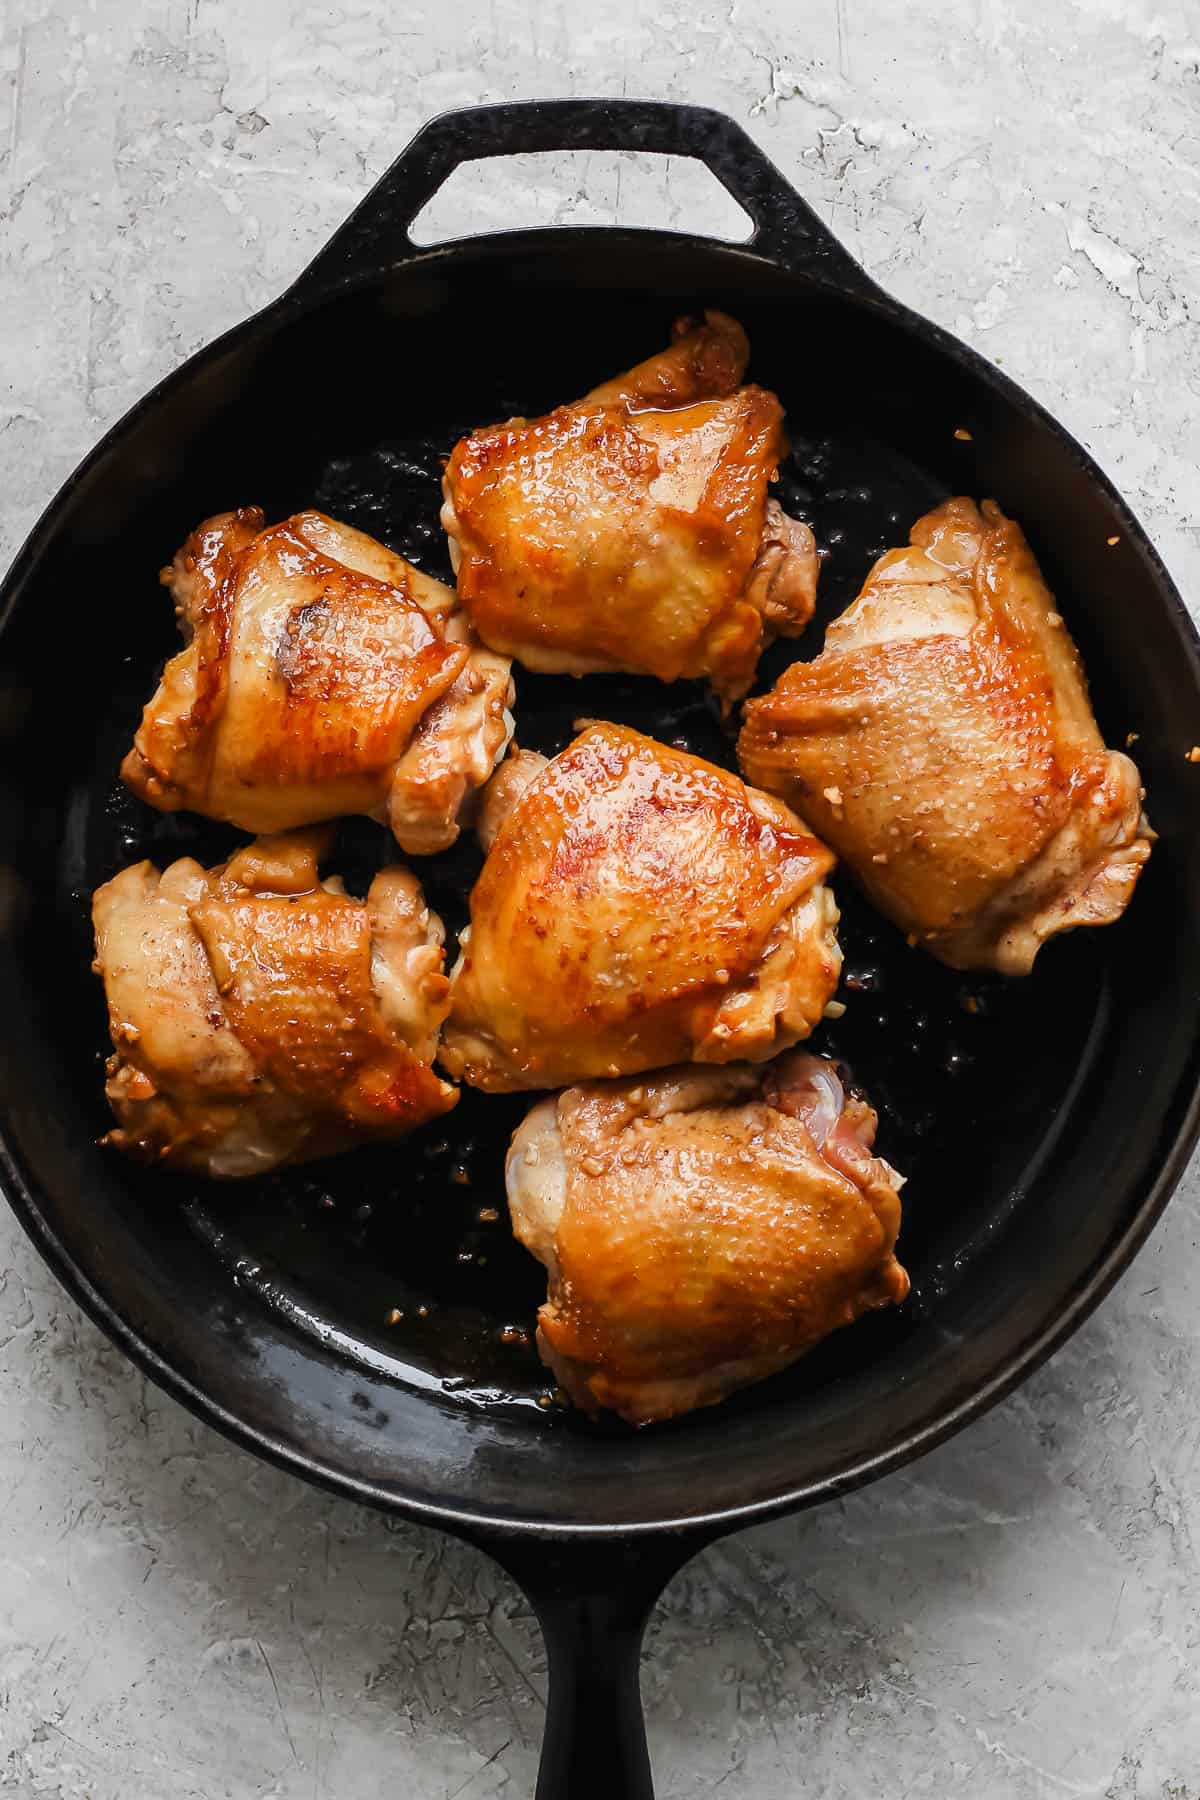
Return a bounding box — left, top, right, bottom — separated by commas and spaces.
1, 1, 1198, 1794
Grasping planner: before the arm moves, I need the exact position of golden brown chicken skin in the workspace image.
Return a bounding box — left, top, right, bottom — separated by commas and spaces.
122, 509, 513, 855
441, 311, 819, 704
92, 829, 457, 1176
439, 724, 841, 1091
506, 1054, 908, 1425
739, 498, 1153, 973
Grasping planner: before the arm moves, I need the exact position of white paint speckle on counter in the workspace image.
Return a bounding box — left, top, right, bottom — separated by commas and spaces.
1, 3, 1198, 1795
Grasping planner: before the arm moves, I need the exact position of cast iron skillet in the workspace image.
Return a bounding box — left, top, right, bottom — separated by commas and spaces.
1, 99, 1198, 1797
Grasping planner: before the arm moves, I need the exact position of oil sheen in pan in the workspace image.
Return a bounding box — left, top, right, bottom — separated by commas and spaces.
71, 413, 1115, 1430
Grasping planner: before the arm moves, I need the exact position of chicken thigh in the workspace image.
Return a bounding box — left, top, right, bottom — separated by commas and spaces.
507, 1054, 909, 1425
123, 509, 514, 855
92, 828, 457, 1176
439, 723, 841, 1091
441, 312, 819, 703
739, 498, 1153, 973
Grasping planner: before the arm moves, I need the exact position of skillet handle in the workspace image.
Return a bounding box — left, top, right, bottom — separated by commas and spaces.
477, 1532, 702, 1800
291, 98, 880, 299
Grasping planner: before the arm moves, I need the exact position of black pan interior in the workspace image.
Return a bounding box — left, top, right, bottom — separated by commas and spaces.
3, 235, 1198, 1529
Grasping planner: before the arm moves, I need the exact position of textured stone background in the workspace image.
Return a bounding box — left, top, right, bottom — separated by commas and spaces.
1, 2, 1198, 1795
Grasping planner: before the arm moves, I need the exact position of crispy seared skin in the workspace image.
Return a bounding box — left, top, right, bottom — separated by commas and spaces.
123, 509, 512, 854
441, 312, 818, 703
440, 723, 841, 1090
739, 497, 1152, 972
92, 829, 457, 1176
507, 1055, 908, 1425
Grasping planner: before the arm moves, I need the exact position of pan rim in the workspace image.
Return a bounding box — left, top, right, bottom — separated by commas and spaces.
3, 1082, 1197, 1541
3, 226, 1195, 652
2, 224, 1198, 1540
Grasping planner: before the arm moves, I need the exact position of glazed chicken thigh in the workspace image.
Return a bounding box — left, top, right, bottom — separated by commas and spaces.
92, 829, 457, 1176
739, 498, 1153, 973
123, 508, 513, 855
441, 311, 819, 703
440, 723, 841, 1091
507, 1054, 909, 1424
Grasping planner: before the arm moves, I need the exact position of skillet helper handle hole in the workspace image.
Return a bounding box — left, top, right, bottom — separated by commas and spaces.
290, 98, 882, 299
